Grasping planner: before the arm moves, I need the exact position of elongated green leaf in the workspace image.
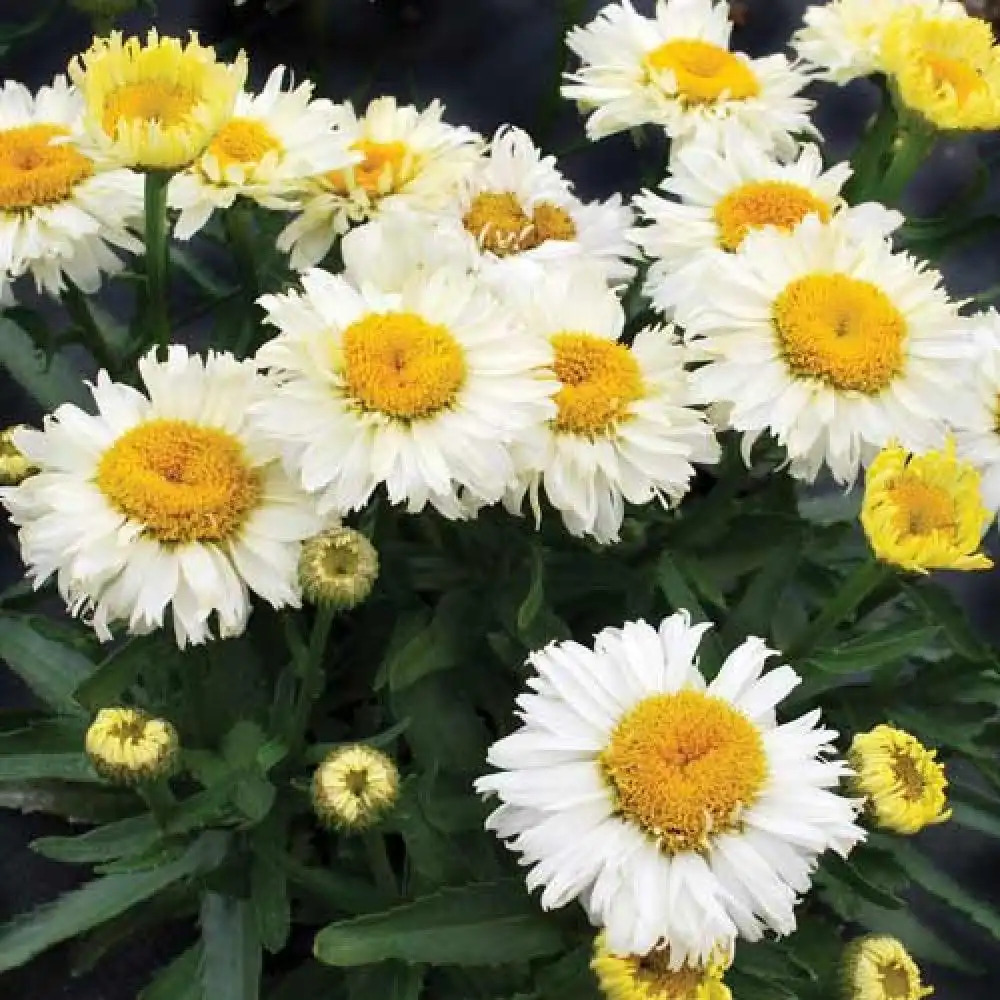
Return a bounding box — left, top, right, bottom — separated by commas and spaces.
818, 854, 904, 911
0, 613, 94, 716
0, 753, 98, 783
314, 880, 564, 967
0, 718, 87, 753
279, 855, 394, 915
0, 780, 136, 823
806, 624, 939, 673
74, 637, 150, 712
199, 893, 262, 1000
656, 554, 723, 671
251, 853, 290, 954
902, 581, 992, 662
346, 961, 424, 1000
0, 832, 227, 972
0, 319, 90, 409
140, 945, 203, 1000
948, 782, 1000, 839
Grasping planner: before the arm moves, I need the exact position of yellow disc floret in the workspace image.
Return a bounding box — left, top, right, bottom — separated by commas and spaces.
463, 190, 577, 256
0, 125, 95, 211
311, 744, 400, 831
206, 117, 283, 169
713, 180, 831, 252
842, 935, 934, 1000
848, 724, 951, 835
551, 333, 644, 436
644, 40, 760, 103
324, 139, 412, 196
340, 311, 467, 421
86, 706, 179, 785
95, 419, 261, 544
600, 690, 768, 853
861, 439, 993, 573
773, 273, 907, 393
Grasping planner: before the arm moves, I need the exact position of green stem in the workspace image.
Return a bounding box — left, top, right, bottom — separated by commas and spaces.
363, 830, 398, 897
844, 86, 898, 204
62, 282, 118, 374
143, 170, 172, 358
875, 124, 936, 207
288, 605, 336, 752
785, 561, 893, 663
140, 779, 177, 829
224, 203, 261, 358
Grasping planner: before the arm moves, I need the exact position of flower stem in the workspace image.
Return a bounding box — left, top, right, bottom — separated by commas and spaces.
363, 830, 398, 897
140, 779, 177, 829
844, 86, 898, 204
224, 202, 261, 358
288, 605, 336, 752
143, 170, 172, 359
785, 561, 893, 663
874, 121, 937, 208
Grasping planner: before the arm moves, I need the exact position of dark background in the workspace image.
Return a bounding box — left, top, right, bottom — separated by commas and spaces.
1, 0, 1000, 995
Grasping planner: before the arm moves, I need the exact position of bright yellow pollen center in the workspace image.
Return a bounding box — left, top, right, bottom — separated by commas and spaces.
924, 53, 986, 104
326, 139, 411, 195
773, 273, 907, 393
341, 312, 467, 420
600, 690, 768, 853
644, 39, 760, 103
551, 333, 643, 436
462, 191, 577, 257
888, 473, 957, 536
713, 181, 831, 252
0, 125, 94, 210
207, 117, 282, 168
102, 80, 199, 136
890, 750, 929, 801
95, 420, 261, 544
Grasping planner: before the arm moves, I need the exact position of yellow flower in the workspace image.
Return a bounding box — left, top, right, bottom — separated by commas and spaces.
861, 439, 993, 573
311, 744, 399, 831
69, 30, 247, 170
298, 526, 379, 610
0, 426, 36, 486
85, 707, 179, 785
842, 935, 934, 1000
882, 11, 1000, 131
848, 725, 950, 834
592, 934, 732, 1000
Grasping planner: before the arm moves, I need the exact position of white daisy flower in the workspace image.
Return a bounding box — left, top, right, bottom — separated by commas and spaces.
477, 611, 864, 964
252, 263, 556, 518
503, 266, 718, 543
0, 347, 321, 648
168, 67, 358, 240
443, 126, 635, 288
0, 77, 142, 298
674, 214, 977, 485
561, 0, 815, 157
793, 0, 969, 84
276, 96, 482, 270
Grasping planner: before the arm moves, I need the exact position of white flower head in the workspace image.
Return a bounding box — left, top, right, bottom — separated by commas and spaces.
277, 95, 483, 270
0, 348, 321, 648
0, 77, 142, 298
674, 214, 977, 484
168, 66, 358, 240
477, 611, 864, 964
562, 0, 815, 158
504, 265, 718, 543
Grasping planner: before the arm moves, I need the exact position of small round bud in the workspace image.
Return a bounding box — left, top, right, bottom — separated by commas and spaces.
298, 527, 379, 610
841, 935, 933, 1000
85, 707, 179, 785
311, 744, 399, 831
0, 426, 36, 486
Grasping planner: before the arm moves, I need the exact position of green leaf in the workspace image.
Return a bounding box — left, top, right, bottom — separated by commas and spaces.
0, 613, 94, 716
314, 879, 564, 967
0, 718, 87, 753
0, 832, 227, 973
199, 893, 262, 1000
280, 854, 395, 915
140, 945, 203, 1000
516, 547, 546, 636
346, 962, 425, 1000
0, 753, 98, 783
902, 581, 993, 662
817, 853, 904, 911
948, 781, 1000, 839
251, 853, 290, 954
74, 637, 151, 713
656, 554, 723, 671
805, 624, 940, 674
0, 318, 91, 409
0, 780, 136, 824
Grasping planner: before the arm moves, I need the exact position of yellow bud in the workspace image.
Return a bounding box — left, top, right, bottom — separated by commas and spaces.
298, 526, 379, 610
311, 744, 399, 831
85, 707, 179, 785
0, 426, 36, 486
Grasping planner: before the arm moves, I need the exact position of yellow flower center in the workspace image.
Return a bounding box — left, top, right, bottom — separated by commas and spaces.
881, 960, 919, 999
325, 139, 411, 195
712, 181, 831, 252
550, 333, 643, 436
644, 39, 760, 103
207, 117, 282, 168
0, 124, 95, 210
101, 80, 200, 136
887, 473, 957, 536
890, 749, 930, 801
634, 951, 707, 998
600, 690, 768, 853
773, 273, 907, 393
924, 53, 987, 105
462, 191, 577, 257
95, 419, 261, 544
341, 311, 467, 421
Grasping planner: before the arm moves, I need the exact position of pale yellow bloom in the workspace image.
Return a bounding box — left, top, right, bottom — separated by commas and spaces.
298, 526, 379, 610
85, 707, 178, 784
861, 439, 993, 573
592, 934, 731, 1000
69, 30, 247, 170
0, 426, 36, 486
842, 935, 934, 999
848, 725, 950, 835
311, 744, 399, 830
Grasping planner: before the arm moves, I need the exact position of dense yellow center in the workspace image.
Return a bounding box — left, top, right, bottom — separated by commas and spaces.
773, 273, 907, 393
890, 750, 929, 801
326, 139, 411, 195
462, 191, 577, 256
600, 690, 768, 853
881, 961, 917, 999
102, 80, 200, 135
888, 474, 957, 536
924, 53, 986, 104
95, 420, 261, 544
207, 117, 282, 167
644, 39, 760, 102
713, 181, 831, 252
633, 951, 706, 998
551, 333, 643, 435
0, 125, 94, 210
341, 312, 467, 420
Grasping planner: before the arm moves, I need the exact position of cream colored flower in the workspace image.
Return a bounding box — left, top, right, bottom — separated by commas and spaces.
312, 744, 400, 830
86, 707, 178, 784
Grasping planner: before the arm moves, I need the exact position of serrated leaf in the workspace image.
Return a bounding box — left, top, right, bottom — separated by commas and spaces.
0, 832, 227, 973
199, 892, 262, 1000
251, 853, 290, 954
314, 879, 563, 967
806, 624, 940, 674
140, 945, 203, 1000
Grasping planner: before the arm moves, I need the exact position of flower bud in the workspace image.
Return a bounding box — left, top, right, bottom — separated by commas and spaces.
85, 707, 179, 785
0, 426, 36, 486
311, 744, 399, 831
842, 935, 933, 1000
298, 526, 379, 610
